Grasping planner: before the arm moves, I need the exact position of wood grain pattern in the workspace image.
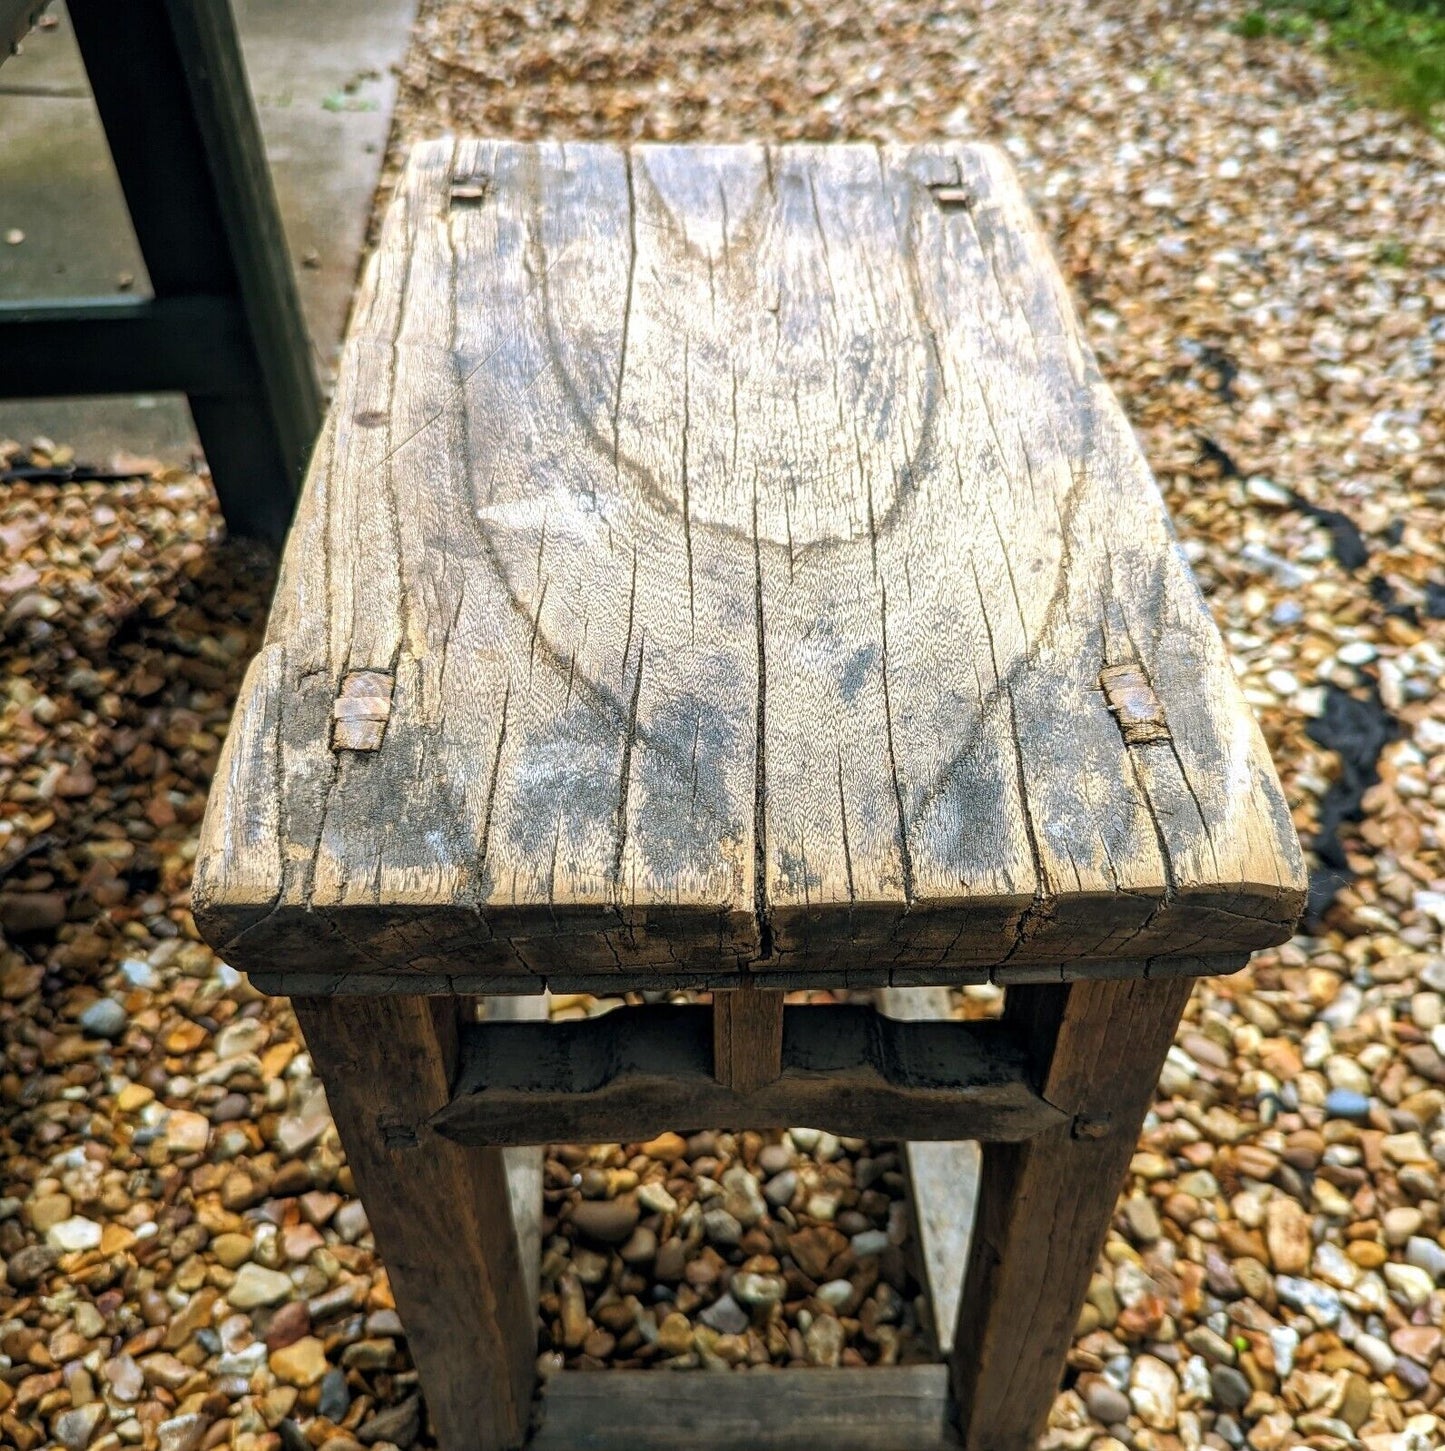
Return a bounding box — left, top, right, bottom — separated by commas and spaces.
712, 987, 785, 1090
949, 975, 1193, 1451
429, 1004, 1065, 1146
530, 1366, 957, 1451
290, 994, 536, 1450
193, 140, 1304, 989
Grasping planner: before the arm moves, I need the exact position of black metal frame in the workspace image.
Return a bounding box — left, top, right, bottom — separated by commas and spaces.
0, 0, 322, 544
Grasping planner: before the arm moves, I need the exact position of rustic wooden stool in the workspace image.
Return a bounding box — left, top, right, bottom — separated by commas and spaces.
193, 140, 1305, 1451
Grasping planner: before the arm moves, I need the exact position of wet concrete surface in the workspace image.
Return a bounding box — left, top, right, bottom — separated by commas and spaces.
0, 0, 417, 465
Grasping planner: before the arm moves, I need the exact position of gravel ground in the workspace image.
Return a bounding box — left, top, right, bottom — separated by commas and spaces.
3, 1, 1445, 1448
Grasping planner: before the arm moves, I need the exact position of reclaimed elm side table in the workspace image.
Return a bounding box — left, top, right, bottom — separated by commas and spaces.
193, 140, 1306, 1451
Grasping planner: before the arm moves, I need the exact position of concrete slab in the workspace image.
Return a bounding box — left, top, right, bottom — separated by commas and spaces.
0, 0, 416, 464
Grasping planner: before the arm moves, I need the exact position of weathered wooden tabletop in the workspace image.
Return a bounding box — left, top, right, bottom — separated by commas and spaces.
193, 139, 1304, 994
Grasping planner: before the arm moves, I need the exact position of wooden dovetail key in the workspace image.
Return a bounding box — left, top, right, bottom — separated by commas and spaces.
332, 670, 394, 752
1098, 663, 1170, 745
929, 185, 973, 212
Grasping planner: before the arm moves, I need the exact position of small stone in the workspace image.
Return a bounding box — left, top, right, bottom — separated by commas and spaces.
640, 1132, 686, 1160
1383, 1207, 1423, 1246
787, 1225, 846, 1279
731, 1271, 786, 1307
1129, 1354, 1178, 1431
1210, 1364, 1251, 1411
341, 1337, 395, 1370
333, 1200, 369, 1241
656, 1312, 692, 1355
53, 1404, 105, 1451
265, 1300, 313, 1352
758, 1143, 793, 1174
47, 1216, 102, 1253
699, 1293, 748, 1335
1383, 1261, 1433, 1310
1124, 1194, 1162, 1244
227, 1263, 295, 1309
637, 1182, 677, 1215
356, 1395, 421, 1448
720, 1166, 767, 1227
1354, 1333, 1396, 1378
1404, 1234, 1445, 1282
157, 1414, 210, 1451
849, 1229, 890, 1258
1390, 1325, 1441, 1365
1323, 1088, 1370, 1121
318, 1367, 351, 1422
1264, 1198, 1311, 1274
1337, 1374, 1372, 1431
702, 1208, 742, 1247
763, 1170, 797, 1208
212, 1233, 253, 1270
271, 1335, 329, 1387
28, 1192, 72, 1232
816, 1278, 852, 1308
618, 1226, 657, 1265
165, 1110, 210, 1155
79, 998, 127, 1040
1084, 1380, 1132, 1425
804, 1313, 844, 1367
570, 1197, 640, 1246
1275, 1274, 1341, 1325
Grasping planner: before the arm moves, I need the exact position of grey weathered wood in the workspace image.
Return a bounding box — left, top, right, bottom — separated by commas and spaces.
949, 975, 1194, 1451
712, 987, 785, 1090
877, 987, 979, 1355
429, 1005, 1064, 1146
487, 994, 548, 1317
193, 139, 1305, 986
291, 995, 536, 1451
529, 1366, 957, 1451
242, 950, 1246, 1001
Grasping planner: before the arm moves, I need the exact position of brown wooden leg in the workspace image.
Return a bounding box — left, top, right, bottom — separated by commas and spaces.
949, 975, 1193, 1451
293, 994, 536, 1451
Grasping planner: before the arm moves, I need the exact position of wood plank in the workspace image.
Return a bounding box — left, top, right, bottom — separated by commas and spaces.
243, 950, 1245, 1001
291, 995, 536, 1451
529, 1365, 957, 1451
430, 1005, 1064, 1147
948, 975, 1193, 1451
712, 987, 785, 1090
194, 139, 1304, 982
877, 987, 979, 1355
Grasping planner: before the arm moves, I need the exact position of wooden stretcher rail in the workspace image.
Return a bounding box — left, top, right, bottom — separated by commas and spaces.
427, 1004, 1066, 1146
528, 1365, 958, 1451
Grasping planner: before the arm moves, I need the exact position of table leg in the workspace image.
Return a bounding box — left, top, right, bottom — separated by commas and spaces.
949, 974, 1193, 1451
293, 994, 536, 1451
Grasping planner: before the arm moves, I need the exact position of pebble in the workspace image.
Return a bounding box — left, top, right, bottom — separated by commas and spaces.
46, 1215, 102, 1253
78, 996, 128, 1039
1404, 1234, 1445, 1282
1383, 1262, 1434, 1310
1323, 1088, 1370, 1121
227, 1263, 295, 1309
698, 1293, 748, 1335
1129, 1355, 1179, 1431
271, 1336, 330, 1387
569, 1197, 640, 1246
1084, 1379, 1132, 1425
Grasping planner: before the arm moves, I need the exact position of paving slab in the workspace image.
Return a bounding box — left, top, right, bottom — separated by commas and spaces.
0, 0, 416, 465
